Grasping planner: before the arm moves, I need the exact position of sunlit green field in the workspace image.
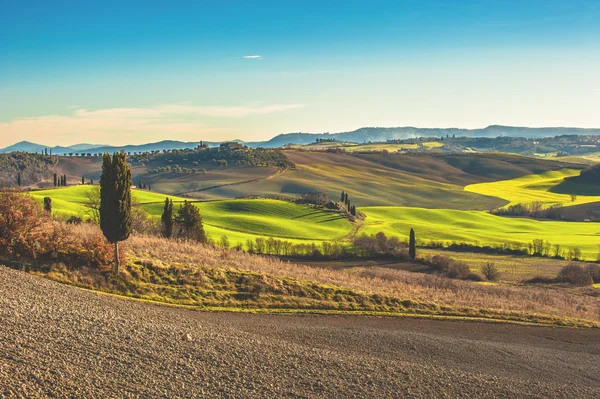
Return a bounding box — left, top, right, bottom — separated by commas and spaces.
28, 186, 352, 244
31, 186, 179, 204
361, 206, 600, 260
29, 186, 186, 219
465, 169, 600, 208
141, 199, 352, 241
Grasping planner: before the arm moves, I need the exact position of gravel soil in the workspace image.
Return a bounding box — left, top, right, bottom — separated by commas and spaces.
1, 266, 599, 398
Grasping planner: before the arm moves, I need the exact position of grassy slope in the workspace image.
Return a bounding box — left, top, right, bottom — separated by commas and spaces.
419, 248, 574, 283
141, 199, 352, 241
361, 206, 600, 260
356, 152, 582, 186
31, 186, 181, 204
465, 169, 600, 208
196, 151, 504, 209
29, 186, 352, 244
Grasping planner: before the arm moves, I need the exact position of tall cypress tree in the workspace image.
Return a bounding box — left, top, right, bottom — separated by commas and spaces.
161, 198, 174, 238
100, 151, 132, 273
340, 191, 345, 202
53, 173, 58, 187
409, 228, 416, 260
17, 173, 21, 187
344, 192, 349, 204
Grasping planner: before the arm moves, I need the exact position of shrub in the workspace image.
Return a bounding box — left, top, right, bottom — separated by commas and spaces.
446, 262, 471, 279
557, 264, 593, 286
66, 216, 83, 225
0, 191, 49, 260
586, 264, 600, 283
428, 255, 451, 272
480, 262, 501, 281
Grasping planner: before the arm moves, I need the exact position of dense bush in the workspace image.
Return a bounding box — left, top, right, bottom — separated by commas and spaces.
556, 264, 593, 286
424, 254, 473, 280
0, 191, 122, 268
587, 264, 600, 283
0, 190, 49, 259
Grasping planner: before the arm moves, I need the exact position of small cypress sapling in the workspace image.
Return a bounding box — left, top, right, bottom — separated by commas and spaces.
409, 228, 416, 260
161, 198, 174, 238
43, 197, 52, 213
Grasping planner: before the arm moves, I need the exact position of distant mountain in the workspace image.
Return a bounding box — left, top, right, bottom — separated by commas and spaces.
253, 126, 600, 148
0, 140, 220, 155
3, 125, 600, 153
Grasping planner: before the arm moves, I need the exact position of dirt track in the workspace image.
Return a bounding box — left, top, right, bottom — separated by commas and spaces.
1, 266, 599, 398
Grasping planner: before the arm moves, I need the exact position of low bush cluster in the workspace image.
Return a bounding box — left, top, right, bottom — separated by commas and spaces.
556, 263, 600, 286
0, 191, 122, 269
421, 254, 480, 281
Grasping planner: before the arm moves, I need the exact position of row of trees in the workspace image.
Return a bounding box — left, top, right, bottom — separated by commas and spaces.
340, 191, 357, 216
202, 230, 418, 260
53, 173, 68, 187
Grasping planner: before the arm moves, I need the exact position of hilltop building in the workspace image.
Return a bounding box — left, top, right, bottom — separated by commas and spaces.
301, 191, 329, 205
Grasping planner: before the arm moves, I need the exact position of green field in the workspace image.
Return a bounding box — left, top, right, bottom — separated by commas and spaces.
29, 186, 352, 245
465, 169, 600, 208
28, 170, 600, 260
31, 186, 179, 204
141, 199, 352, 242
361, 206, 600, 260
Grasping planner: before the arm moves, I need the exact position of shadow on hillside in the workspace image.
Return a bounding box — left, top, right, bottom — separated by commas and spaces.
549, 179, 600, 196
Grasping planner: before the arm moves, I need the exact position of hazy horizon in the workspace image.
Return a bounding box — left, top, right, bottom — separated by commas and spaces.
1, 0, 599, 148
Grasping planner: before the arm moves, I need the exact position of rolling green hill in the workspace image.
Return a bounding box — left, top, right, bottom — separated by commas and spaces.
141, 199, 352, 241
190, 151, 507, 209
361, 206, 600, 260
28, 186, 352, 244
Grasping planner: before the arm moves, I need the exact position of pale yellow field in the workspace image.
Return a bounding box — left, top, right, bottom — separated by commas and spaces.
464, 169, 600, 208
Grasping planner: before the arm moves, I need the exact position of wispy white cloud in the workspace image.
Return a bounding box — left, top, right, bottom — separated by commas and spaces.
0, 103, 306, 146
242, 55, 262, 59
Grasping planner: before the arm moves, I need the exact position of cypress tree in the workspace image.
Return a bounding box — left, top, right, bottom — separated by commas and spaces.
100, 151, 132, 273
53, 173, 58, 187
43, 197, 52, 213
82, 176, 85, 185
340, 191, 345, 202
174, 200, 206, 242
409, 228, 416, 260
17, 173, 21, 187
344, 192, 348, 204
161, 198, 174, 238
138, 179, 143, 189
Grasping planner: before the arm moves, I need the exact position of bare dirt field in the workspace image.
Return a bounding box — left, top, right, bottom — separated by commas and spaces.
1, 266, 599, 398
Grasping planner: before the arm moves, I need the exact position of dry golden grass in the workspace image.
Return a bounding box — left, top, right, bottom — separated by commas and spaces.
127, 233, 600, 325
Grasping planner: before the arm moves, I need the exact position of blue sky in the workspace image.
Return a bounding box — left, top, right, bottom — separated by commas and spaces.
1, 0, 599, 146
